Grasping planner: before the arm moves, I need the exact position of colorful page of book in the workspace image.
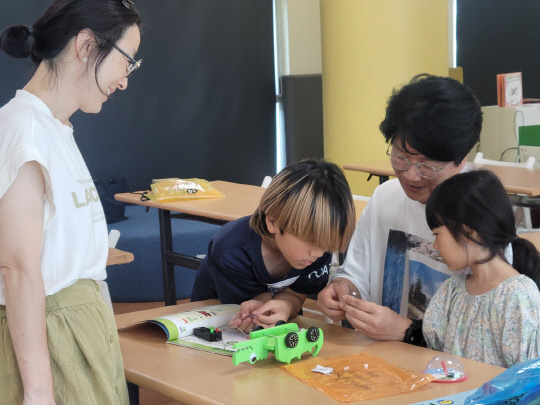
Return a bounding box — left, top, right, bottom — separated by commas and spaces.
146, 303, 249, 356
169, 326, 249, 356
147, 303, 240, 340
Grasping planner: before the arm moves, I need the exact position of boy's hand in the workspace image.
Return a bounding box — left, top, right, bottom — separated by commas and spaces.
317, 278, 357, 321
251, 299, 291, 328
228, 299, 264, 333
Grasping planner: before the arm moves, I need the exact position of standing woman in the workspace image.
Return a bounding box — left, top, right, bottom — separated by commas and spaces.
0, 1, 142, 404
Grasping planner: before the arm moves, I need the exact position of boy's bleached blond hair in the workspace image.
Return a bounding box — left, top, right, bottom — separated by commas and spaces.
250, 158, 356, 252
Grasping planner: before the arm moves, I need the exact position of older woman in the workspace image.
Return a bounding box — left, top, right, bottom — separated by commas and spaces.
0, 1, 142, 403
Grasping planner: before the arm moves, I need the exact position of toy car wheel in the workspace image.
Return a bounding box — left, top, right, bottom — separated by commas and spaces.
306, 327, 320, 342
249, 352, 257, 364
285, 332, 299, 348
252, 325, 264, 332
275, 320, 286, 326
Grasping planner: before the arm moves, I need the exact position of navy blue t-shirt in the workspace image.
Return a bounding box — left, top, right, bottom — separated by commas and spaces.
191, 216, 331, 304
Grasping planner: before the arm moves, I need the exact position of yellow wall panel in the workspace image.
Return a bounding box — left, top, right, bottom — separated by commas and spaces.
321, 1, 449, 196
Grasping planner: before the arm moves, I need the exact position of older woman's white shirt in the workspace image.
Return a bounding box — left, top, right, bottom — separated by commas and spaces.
0, 90, 107, 305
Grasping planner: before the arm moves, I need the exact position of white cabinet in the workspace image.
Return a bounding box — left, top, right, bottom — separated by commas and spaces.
480, 104, 540, 168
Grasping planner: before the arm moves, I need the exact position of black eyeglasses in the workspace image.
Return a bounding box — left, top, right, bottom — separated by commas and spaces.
94, 32, 142, 78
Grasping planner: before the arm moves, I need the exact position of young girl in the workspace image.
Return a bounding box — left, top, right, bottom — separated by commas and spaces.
423, 170, 540, 367
0, 1, 141, 403
191, 158, 356, 332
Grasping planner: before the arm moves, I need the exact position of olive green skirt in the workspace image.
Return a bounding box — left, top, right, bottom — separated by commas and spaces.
0, 279, 128, 405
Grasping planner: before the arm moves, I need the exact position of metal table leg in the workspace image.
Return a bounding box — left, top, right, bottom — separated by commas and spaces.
157, 210, 226, 306
158, 209, 176, 306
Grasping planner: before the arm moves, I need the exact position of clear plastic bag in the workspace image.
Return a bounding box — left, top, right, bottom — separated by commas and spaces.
150, 178, 224, 202
464, 357, 540, 404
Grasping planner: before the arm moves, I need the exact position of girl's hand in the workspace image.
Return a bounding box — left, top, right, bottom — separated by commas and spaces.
251, 299, 291, 327
229, 299, 264, 332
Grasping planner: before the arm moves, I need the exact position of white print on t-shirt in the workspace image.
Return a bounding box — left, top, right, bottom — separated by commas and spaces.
266, 264, 329, 295
267, 276, 300, 290
308, 264, 329, 279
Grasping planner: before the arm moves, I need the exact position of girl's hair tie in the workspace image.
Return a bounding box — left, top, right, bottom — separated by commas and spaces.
122, 0, 134, 9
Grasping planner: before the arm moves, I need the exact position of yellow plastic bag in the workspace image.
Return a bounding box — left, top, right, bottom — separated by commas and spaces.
281, 352, 435, 402
150, 178, 225, 202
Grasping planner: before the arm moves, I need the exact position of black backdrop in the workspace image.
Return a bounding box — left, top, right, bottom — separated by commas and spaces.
0, 0, 276, 190
457, 0, 540, 106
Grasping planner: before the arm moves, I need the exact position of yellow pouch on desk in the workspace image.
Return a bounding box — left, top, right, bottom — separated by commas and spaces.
281, 352, 435, 403
150, 178, 225, 202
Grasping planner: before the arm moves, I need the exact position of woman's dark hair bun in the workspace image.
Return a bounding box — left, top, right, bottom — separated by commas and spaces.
0, 25, 33, 59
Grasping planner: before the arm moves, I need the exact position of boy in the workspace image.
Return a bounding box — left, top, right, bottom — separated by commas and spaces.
191, 158, 356, 331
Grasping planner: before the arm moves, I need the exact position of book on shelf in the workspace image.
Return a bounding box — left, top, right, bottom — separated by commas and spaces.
146, 303, 249, 356
497, 72, 523, 107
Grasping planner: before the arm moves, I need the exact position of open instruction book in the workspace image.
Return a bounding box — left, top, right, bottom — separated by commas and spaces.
146, 303, 249, 356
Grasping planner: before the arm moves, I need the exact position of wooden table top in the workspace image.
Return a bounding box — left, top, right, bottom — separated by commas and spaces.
116, 300, 505, 405
106, 247, 134, 266
344, 161, 395, 178
344, 161, 540, 196
115, 180, 367, 223
520, 232, 540, 250
474, 163, 540, 196
115, 181, 264, 223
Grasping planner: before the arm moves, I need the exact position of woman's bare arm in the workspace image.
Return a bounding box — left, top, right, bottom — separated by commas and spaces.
0, 161, 56, 404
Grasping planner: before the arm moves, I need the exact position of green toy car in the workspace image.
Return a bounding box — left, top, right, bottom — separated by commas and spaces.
232, 322, 323, 365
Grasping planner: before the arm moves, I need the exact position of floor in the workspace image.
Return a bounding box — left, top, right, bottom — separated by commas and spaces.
112, 298, 328, 405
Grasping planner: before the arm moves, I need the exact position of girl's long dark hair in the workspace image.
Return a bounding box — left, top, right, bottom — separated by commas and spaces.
426, 170, 540, 287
